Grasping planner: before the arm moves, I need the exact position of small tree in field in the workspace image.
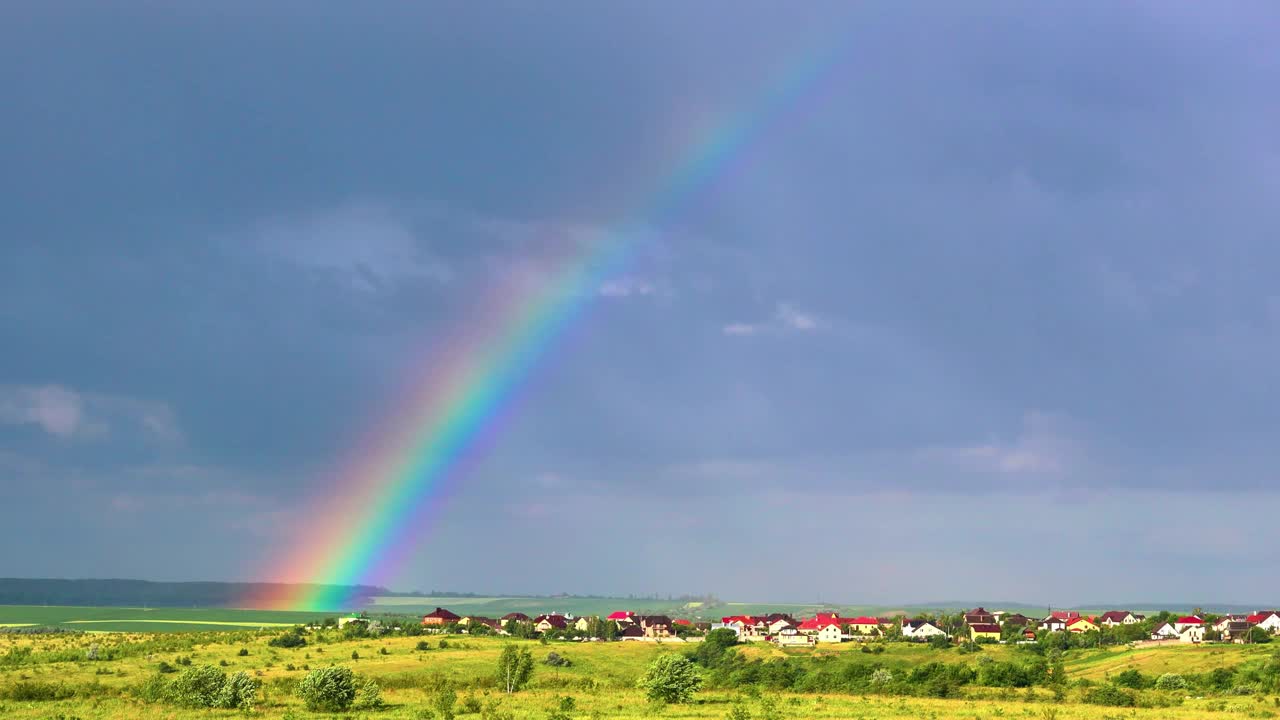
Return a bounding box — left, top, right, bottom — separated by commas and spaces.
496, 644, 534, 693
637, 654, 703, 704
296, 666, 357, 712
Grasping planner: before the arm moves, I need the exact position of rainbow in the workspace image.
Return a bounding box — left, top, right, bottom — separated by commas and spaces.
247, 42, 845, 611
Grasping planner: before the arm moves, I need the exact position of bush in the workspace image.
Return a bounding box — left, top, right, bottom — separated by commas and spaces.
218, 671, 260, 710
417, 640, 432, 651
1112, 669, 1149, 689
1, 681, 76, 701
157, 661, 177, 674
357, 677, 384, 709
1155, 673, 1188, 690
545, 652, 571, 667
460, 694, 483, 713
434, 686, 458, 720
238, 648, 249, 656
169, 665, 228, 708
1083, 684, 1136, 707
268, 629, 307, 648
637, 654, 703, 704
296, 666, 358, 712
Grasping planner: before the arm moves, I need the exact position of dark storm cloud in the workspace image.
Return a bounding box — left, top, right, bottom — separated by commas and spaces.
2, 1, 1279, 600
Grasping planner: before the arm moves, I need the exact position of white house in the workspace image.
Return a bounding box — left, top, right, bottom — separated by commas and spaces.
901, 619, 947, 641
773, 628, 814, 647
1150, 622, 1178, 640
768, 618, 794, 635
1213, 615, 1248, 633
1039, 617, 1068, 632
1249, 612, 1280, 634
817, 623, 845, 643
709, 622, 742, 637
1179, 625, 1205, 644
1174, 615, 1204, 633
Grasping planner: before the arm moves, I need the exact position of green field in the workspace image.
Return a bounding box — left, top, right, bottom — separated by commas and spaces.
3, 620, 1279, 719
0, 606, 330, 632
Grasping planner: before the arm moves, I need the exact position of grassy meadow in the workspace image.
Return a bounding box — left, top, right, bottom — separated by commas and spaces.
3, 620, 1280, 719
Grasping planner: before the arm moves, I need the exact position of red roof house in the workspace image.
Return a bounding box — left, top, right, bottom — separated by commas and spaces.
421, 607, 461, 626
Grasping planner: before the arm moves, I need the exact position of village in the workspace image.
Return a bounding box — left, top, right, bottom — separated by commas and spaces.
380, 605, 1280, 647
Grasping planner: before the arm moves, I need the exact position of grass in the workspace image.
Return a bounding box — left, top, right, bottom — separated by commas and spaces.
0, 605, 330, 631
2, 629, 1279, 719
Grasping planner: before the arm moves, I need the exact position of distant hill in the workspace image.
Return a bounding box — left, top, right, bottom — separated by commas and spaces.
0, 578, 388, 608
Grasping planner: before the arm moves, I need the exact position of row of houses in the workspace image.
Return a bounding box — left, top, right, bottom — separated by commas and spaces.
419, 607, 688, 640
408, 605, 1280, 646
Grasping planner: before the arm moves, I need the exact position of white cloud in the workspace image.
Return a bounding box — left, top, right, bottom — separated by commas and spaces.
251, 202, 451, 292
925, 411, 1075, 475
598, 277, 656, 298
723, 302, 822, 337
0, 384, 180, 442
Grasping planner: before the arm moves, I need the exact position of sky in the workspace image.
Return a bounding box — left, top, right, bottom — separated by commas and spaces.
2, 2, 1279, 607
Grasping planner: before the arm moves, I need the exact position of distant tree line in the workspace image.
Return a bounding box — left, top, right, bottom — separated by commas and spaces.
0, 578, 388, 608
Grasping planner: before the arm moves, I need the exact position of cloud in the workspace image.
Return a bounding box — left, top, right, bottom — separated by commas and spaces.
250, 202, 451, 292
722, 302, 822, 336
0, 384, 180, 442
598, 277, 656, 298
924, 411, 1075, 476
0, 385, 84, 437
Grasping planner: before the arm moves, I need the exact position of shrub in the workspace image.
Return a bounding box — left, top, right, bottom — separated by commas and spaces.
157, 661, 177, 674
351, 650, 360, 660
1083, 684, 1136, 707
1, 681, 76, 701
871, 668, 894, 685
268, 629, 307, 648
434, 686, 458, 720
637, 654, 703, 704
357, 677, 384, 709
726, 704, 751, 720
1112, 669, 1149, 689
460, 694, 483, 713
417, 640, 432, 651
545, 652, 571, 667
296, 666, 358, 712
169, 665, 228, 708
218, 671, 260, 710
1155, 673, 1188, 690
238, 648, 249, 657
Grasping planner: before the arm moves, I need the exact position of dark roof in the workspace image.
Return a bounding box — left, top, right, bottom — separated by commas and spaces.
424, 607, 460, 620
1098, 611, 1132, 623
619, 624, 644, 637
1001, 614, 1032, 626
535, 614, 568, 628
501, 612, 530, 621
969, 623, 1001, 633
641, 615, 672, 626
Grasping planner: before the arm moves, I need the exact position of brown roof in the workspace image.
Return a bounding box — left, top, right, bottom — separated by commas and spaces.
1098, 611, 1132, 623
502, 612, 530, 621
424, 607, 460, 620
969, 623, 1001, 634
619, 624, 644, 637
641, 615, 672, 626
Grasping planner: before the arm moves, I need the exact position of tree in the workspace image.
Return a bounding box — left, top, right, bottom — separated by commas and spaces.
495, 644, 534, 693
637, 654, 703, 704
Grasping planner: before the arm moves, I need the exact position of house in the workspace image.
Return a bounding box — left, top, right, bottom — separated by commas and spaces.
767, 618, 795, 635
1248, 611, 1280, 634
765, 613, 797, 626
1179, 624, 1205, 644
460, 616, 500, 631
817, 623, 845, 643
639, 615, 673, 638
1000, 614, 1033, 628
338, 614, 368, 629
422, 607, 461, 626
1213, 615, 1248, 633
1224, 621, 1253, 642
964, 607, 997, 626
1098, 611, 1143, 627
500, 613, 530, 626
534, 614, 568, 632
847, 617, 883, 636
722, 615, 767, 640
1049, 610, 1080, 622
607, 611, 637, 626
573, 617, 594, 632
1020, 629, 1037, 641
773, 627, 815, 647
1174, 615, 1204, 633
1039, 617, 1068, 632
1151, 622, 1178, 640
1066, 617, 1099, 633
618, 624, 645, 641
969, 623, 1002, 642
796, 616, 831, 636
709, 621, 741, 637
674, 619, 692, 628
901, 619, 947, 641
